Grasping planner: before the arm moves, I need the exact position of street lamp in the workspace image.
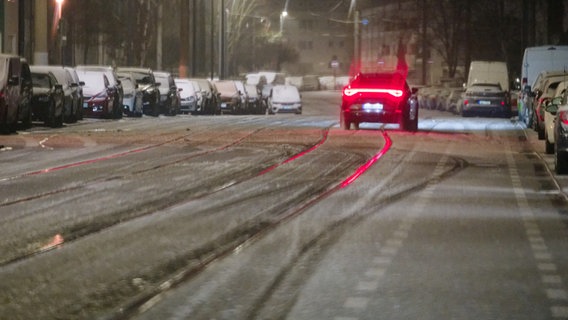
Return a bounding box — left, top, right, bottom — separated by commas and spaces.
279, 11, 287, 34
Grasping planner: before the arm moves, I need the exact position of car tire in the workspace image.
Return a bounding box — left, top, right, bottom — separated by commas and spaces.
537, 126, 545, 140
340, 111, 351, 130
546, 138, 555, 154
46, 100, 57, 128
556, 151, 568, 174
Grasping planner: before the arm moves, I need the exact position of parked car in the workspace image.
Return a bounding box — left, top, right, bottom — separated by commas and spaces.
555, 93, 568, 174
154, 71, 180, 116
213, 80, 242, 114
117, 67, 161, 117
531, 71, 568, 138
268, 84, 302, 115
233, 80, 249, 114
340, 72, 418, 131
64, 67, 85, 120
32, 66, 83, 123
189, 78, 220, 115
76, 70, 116, 118
174, 78, 199, 114
461, 83, 510, 118
543, 81, 568, 154
245, 84, 265, 114
30, 69, 64, 127
117, 73, 143, 117
17, 58, 33, 129
76, 65, 123, 119
444, 88, 465, 113
0, 54, 26, 133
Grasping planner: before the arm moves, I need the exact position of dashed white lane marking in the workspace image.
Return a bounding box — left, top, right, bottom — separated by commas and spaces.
505, 142, 568, 318
340, 153, 451, 318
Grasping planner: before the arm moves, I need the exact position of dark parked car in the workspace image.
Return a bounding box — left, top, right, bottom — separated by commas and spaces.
462, 83, 510, 118
117, 67, 161, 117
0, 54, 24, 133
154, 71, 180, 116
340, 72, 418, 131
17, 58, 33, 129
245, 84, 265, 114
76, 70, 116, 118
30, 69, 65, 127
65, 67, 85, 120
31, 66, 82, 123
189, 78, 220, 114
213, 80, 242, 114
76, 65, 123, 119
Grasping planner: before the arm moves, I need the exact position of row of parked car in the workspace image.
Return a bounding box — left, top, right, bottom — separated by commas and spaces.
524, 70, 568, 174
417, 85, 514, 118
0, 55, 305, 134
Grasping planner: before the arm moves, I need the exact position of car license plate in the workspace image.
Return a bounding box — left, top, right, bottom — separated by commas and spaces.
363, 102, 383, 111
282, 105, 292, 109
83, 102, 89, 109
221, 103, 227, 108
478, 100, 491, 105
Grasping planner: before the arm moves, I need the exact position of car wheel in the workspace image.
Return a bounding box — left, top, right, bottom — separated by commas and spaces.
545, 133, 555, 154
22, 105, 32, 129
537, 125, 545, 140
46, 100, 57, 128
340, 111, 351, 130
556, 151, 568, 174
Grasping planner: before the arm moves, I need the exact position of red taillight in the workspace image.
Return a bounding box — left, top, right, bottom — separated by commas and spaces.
501, 101, 505, 106
463, 99, 468, 105
343, 87, 403, 98
560, 111, 568, 125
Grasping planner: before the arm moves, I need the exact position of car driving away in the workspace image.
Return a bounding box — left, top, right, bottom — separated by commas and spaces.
340, 72, 418, 131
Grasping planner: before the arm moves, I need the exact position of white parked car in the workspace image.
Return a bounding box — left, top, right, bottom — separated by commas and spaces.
544, 97, 561, 154
174, 78, 199, 114
267, 85, 302, 114
118, 74, 143, 117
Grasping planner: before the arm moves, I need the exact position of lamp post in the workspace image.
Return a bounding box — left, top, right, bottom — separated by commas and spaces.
53, 0, 65, 65
279, 10, 287, 34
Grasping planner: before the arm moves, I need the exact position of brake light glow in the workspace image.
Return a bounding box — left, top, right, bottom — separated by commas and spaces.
560, 110, 568, 125
343, 87, 403, 98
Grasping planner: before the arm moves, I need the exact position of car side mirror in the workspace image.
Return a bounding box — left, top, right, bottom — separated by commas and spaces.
546, 104, 559, 115
411, 87, 419, 94
79, 81, 85, 86
155, 82, 161, 87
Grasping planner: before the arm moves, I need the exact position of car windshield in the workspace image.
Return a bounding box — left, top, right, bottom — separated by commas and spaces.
78, 72, 106, 92
131, 72, 154, 85
215, 81, 237, 95
120, 78, 135, 91
350, 73, 407, 89
175, 81, 195, 98
272, 85, 300, 102
155, 75, 171, 91
31, 73, 52, 89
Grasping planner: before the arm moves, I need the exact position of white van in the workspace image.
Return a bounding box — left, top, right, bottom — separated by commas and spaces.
519, 46, 568, 125
467, 61, 509, 91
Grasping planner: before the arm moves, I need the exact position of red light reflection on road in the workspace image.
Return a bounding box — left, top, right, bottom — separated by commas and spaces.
340, 131, 392, 188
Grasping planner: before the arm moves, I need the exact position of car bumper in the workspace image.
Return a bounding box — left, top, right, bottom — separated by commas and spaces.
342, 108, 401, 124
270, 103, 301, 114
557, 125, 568, 153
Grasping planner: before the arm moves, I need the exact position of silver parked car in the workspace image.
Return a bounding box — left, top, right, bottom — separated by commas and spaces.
268, 85, 302, 115
174, 78, 199, 114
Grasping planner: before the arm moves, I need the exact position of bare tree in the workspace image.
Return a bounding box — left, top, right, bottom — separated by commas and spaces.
424, 0, 466, 78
